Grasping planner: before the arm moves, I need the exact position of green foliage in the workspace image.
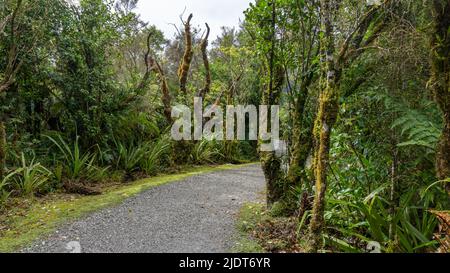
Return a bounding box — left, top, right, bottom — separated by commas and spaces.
322, 164, 448, 253
140, 135, 171, 175
112, 112, 161, 144
234, 203, 266, 253
0, 171, 15, 207
392, 110, 442, 151
46, 134, 106, 181
0, 0, 448, 255
13, 153, 52, 196
1, 0, 256, 190
113, 140, 149, 174
190, 140, 224, 164
112, 135, 171, 176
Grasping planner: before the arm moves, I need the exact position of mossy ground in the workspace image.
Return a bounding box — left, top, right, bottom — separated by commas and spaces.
0, 163, 255, 253
233, 202, 303, 253
232, 203, 266, 253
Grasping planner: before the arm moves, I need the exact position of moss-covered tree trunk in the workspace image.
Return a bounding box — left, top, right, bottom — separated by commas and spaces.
305, 0, 391, 252
260, 0, 285, 208
307, 0, 341, 252
0, 121, 6, 179
430, 0, 450, 192
172, 14, 194, 164
261, 65, 285, 207
287, 93, 312, 187
260, 65, 284, 205
286, 94, 314, 215
307, 84, 340, 252
178, 14, 194, 104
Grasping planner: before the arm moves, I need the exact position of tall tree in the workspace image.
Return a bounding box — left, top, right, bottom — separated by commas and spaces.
307, 0, 393, 252
429, 0, 450, 192
0, 0, 46, 178
253, 0, 285, 206
283, 0, 320, 215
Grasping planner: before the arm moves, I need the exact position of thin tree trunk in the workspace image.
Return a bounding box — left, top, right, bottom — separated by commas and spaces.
197, 23, 211, 99
260, 0, 285, 207
307, 0, 341, 252
261, 65, 285, 207
307, 83, 340, 252
173, 14, 194, 164
286, 103, 314, 215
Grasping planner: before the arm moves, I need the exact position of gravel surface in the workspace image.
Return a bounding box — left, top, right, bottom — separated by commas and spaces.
22, 164, 265, 253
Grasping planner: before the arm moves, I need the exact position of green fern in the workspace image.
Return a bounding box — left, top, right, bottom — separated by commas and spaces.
391, 110, 441, 151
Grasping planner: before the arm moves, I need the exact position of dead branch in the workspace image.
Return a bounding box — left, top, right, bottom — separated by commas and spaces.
150, 58, 172, 123
177, 13, 193, 97
135, 31, 154, 93
197, 23, 211, 99
136, 31, 172, 123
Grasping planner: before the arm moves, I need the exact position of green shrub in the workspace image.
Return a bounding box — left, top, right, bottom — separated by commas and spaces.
140, 136, 171, 175
191, 140, 224, 164
0, 171, 15, 207
324, 183, 445, 253
13, 153, 52, 196
113, 140, 149, 174
46, 134, 107, 182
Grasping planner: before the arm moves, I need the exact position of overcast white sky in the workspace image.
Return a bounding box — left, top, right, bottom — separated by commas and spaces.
136, 0, 253, 40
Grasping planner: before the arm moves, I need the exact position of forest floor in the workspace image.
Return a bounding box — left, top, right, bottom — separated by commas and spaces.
9, 164, 266, 253
234, 203, 302, 253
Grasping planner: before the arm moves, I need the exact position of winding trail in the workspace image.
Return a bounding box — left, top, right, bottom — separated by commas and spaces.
23, 164, 265, 253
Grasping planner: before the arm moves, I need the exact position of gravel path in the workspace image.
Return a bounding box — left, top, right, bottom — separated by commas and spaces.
23, 164, 265, 253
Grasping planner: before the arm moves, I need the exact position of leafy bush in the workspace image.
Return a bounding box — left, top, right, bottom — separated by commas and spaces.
0, 171, 15, 207
323, 183, 446, 253
113, 140, 149, 174
140, 136, 171, 175
191, 140, 224, 164
13, 153, 52, 196
46, 134, 107, 182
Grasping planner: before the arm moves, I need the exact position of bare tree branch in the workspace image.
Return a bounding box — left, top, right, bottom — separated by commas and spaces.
177, 13, 193, 97
197, 23, 211, 99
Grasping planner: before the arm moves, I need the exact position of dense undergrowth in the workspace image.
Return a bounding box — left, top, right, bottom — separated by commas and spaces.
0, 0, 258, 214
0, 0, 261, 253
1, 0, 449, 253
242, 0, 450, 253
0, 163, 254, 252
